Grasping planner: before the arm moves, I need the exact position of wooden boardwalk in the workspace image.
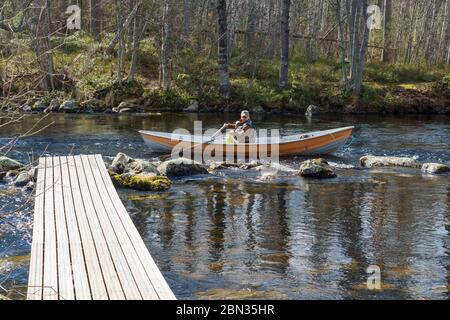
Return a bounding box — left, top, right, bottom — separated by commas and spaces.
27, 155, 176, 300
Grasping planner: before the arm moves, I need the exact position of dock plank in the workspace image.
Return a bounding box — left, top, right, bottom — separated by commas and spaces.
27, 155, 175, 300
42, 157, 58, 300
27, 158, 45, 300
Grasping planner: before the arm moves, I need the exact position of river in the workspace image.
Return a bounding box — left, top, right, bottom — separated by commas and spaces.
0, 113, 449, 300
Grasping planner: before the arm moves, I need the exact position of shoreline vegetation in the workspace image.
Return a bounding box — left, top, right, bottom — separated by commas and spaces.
1, 0, 449, 117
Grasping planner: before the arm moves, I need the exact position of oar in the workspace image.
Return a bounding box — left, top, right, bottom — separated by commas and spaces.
160, 125, 226, 161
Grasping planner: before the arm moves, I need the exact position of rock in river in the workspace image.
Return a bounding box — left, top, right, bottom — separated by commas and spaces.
111, 152, 134, 174
360, 156, 420, 168
109, 172, 171, 191
299, 158, 336, 179
59, 100, 79, 113
126, 159, 159, 175
157, 158, 208, 177
421, 163, 450, 174
14, 171, 32, 186
0, 156, 23, 172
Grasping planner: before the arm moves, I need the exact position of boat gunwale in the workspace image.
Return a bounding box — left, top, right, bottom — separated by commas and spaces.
139, 126, 354, 147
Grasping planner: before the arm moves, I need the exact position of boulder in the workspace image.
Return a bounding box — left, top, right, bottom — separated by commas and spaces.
28, 167, 38, 181
117, 100, 141, 113
421, 163, 450, 174
305, 105, 321, 117
126, 159, 159, 175
157, 158, 208, 177
360, 155, 420, 168
22, 105, 32, 112
32, 99, 48, 111
80, 98, 108, 112
299, 158, 336, 179
0, 156, 23, 172
59, 100, 79, 113
111, 152, 134, 174
25, 181, 36, 191
109, 172, 171, 191
5, 170, 19, 179
14, 171, 31, 186
184, 100, 199, 112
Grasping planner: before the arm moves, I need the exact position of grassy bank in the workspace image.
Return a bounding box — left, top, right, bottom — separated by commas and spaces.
1, 32, 449, 114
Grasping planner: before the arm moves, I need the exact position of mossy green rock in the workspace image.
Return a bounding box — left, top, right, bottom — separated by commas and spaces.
109, 172, 171, 191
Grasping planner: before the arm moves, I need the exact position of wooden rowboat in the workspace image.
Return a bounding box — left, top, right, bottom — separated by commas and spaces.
139, 126, 354, 157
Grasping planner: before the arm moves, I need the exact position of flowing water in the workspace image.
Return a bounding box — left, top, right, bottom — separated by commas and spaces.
0, 113, 449, 300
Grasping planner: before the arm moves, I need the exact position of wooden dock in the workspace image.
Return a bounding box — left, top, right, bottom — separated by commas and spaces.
27, 155, 176, 300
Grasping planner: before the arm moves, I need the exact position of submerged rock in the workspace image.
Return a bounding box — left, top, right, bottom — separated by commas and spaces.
0, 156, 23, 172
299, 158, 336, 179
157, 158, 208, 177
360, 156, 420, 168
421, 163, 450, 174
109, 172, 171, 191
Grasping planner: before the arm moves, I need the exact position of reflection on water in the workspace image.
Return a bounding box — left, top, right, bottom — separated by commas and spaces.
120, 170, 449, 300
0, 113, 449, 299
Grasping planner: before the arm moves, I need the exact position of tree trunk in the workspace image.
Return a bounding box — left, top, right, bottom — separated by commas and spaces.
161, 0, 172, 91
106, 0, 142, 55
278, 0, 290, 89
438, 0, 449, 64
381, 0, 392, 62
353, 0, 370, 95
116, 0, 125, 84
334, 0, 348, 89
217, 0, 230, 98
266, 0, 276, 58
128, 4, 145, 81
32, 0, 54, 91
246, 0, 256, 50
90, 0, 101, 40
182, 0, 191, 43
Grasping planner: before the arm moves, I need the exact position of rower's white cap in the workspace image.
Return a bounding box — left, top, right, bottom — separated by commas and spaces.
241, 110, 250, 117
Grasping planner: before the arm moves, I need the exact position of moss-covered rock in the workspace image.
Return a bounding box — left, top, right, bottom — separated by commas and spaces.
109, 171, 171, 191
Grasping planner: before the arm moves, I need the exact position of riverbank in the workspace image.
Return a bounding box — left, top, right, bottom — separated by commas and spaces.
1, 33, 449, 115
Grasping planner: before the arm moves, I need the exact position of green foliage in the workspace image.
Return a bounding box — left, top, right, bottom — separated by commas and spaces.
144, 88, 190, 110
364, 63, 447, 83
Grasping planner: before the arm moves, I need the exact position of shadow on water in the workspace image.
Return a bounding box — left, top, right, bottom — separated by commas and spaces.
0, 113, 449, 299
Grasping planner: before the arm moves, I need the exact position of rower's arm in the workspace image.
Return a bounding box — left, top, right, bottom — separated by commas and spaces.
223, 123, 236, 130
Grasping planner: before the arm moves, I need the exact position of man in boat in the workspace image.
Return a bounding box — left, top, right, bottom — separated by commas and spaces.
223, 110, 256, 143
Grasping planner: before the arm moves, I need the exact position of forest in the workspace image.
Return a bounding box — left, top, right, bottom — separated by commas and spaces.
0, 0, 449, 114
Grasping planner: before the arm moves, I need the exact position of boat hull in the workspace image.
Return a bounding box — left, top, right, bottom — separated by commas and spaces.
139, 126, 354, 157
